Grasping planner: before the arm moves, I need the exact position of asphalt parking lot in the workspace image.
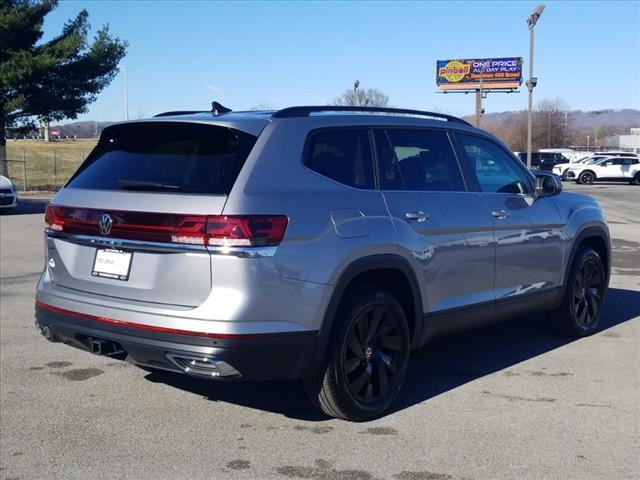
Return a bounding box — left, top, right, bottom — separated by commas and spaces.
1, 183, 638, 480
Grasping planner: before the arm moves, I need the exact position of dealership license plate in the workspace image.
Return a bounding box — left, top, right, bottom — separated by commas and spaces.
92, 249, 132, 281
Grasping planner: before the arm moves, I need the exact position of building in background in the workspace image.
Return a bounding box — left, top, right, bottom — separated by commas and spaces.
604, 128, 640, 153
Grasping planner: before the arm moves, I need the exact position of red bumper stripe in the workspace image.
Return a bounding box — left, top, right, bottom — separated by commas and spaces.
35, 301, 268, 340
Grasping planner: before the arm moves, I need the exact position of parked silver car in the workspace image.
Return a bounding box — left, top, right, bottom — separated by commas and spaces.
0, 174, 18, 211
35, 105, 611, 420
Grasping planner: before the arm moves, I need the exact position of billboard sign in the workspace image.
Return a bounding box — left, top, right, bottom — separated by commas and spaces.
436, 57, 523, 90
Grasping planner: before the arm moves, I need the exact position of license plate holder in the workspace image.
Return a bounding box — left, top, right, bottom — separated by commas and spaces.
92, 248, 133, 281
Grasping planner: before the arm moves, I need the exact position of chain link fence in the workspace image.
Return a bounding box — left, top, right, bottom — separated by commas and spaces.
3, 142, 93, 191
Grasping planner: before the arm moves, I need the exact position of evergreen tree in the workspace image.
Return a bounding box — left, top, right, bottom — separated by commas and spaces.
0, 0, 127, 175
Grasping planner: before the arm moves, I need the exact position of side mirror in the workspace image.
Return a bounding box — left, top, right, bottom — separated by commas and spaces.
534, 171, 562, 197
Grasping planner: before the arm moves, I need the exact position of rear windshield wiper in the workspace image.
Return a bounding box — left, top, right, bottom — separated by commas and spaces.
118, 180, 182, 192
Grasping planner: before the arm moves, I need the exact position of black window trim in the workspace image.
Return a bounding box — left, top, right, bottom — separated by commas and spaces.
451, 130, 537, 195
369, 125, 470, 193
301, 126, 379, 191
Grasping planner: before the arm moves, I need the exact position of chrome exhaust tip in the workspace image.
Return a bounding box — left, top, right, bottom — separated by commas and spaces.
166, 353, 240, 378
35, 320, 53, 340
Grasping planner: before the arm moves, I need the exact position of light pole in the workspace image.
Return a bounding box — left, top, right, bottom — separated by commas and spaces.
526, 4, 545, 169
353, 80, 360, 106
119, 65, 129, 121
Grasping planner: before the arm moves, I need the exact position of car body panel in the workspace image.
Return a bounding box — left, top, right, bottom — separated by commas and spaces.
480, 192, 564, 300
34, 108, 612, 383
382, 190, 495, 313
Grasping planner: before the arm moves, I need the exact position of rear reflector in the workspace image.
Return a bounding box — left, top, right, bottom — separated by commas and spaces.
35, 301, 271, 339
45, 205, 287, 247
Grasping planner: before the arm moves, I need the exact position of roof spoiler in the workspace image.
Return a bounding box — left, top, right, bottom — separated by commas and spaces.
153, 101, 233, 118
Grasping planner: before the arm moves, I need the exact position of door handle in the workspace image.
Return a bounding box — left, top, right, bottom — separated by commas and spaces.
405, 211, 429, 223
491, 209, 509, 219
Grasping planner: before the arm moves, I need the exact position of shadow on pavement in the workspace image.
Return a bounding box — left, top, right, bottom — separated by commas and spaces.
143, 287, 640, 421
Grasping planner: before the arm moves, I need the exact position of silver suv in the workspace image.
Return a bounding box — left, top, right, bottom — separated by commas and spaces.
35, 105, 611, 421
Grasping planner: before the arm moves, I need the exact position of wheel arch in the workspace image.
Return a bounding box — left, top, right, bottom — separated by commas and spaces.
555, 226, 611, 308
306, 254, 423, 376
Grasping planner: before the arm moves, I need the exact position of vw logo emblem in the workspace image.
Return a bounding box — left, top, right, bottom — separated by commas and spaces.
98, 213, 113, 235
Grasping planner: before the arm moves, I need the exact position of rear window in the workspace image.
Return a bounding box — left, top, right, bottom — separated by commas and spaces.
304, 128, 375, 189
67, 123, 257, 194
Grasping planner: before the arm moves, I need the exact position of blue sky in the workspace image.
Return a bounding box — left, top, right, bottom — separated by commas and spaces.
42, 1, 640, 122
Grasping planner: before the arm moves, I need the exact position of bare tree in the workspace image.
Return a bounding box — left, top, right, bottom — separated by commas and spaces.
479, 98, 571, 152
334, 87, 389, 107
534, 98, 570, 149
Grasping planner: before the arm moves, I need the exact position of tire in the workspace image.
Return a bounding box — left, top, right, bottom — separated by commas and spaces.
549, 247, 606, 337
304, 286, 410, 421
633, 172, 640, 185
561, 170, 570, 181
578, 171, 596, 185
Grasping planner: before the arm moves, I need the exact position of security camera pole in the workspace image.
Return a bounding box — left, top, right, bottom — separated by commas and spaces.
354, 80, 360, 106
526, 4, 545, 169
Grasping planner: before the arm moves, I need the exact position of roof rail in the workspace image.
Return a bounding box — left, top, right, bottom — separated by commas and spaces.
272, 106, 472, 126
154, 110, 205, 117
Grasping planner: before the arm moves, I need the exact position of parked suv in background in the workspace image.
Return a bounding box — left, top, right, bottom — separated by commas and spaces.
565, 155, 640, 185
35, 105, 611, 420
516, 151, 571, 171
553, 152, 639, 180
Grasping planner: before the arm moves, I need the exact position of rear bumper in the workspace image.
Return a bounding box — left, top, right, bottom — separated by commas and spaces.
35, 303, 319, 381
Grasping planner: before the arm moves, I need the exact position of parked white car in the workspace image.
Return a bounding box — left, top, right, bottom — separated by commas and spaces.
0, 175, 18, 211
564, 156, 640, 185
553, 152, 639, 180
552, 155, 607, 179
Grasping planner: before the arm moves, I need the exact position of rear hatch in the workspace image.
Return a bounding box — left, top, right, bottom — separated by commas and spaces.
45, 121, 258, 307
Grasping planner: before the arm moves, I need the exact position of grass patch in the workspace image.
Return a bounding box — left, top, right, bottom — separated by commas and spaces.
5, 139, 97, 190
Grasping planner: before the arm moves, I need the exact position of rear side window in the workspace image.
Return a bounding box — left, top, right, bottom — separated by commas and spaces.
376, 128, 465, 192
304, 129, 375, 189
67, 123, 257, 194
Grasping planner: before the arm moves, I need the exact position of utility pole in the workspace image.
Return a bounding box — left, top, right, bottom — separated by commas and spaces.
353, 80, 360, 106
526, 4, 545, 169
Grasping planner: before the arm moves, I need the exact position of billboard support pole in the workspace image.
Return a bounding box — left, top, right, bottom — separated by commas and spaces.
475, 65, 485, 128
475, 90, 482, 128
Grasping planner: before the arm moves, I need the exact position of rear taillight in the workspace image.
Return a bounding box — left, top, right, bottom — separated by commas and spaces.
206, 216, 288, 247
44, 205, 65, 231
45, 205, 288, 247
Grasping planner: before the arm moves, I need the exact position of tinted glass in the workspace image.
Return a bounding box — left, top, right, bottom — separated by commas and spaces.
68, 123, 257, 194
458, 134, 533, 194
305, 129, 374, 189
623, 158, 639, 165
378, 129, 464, 192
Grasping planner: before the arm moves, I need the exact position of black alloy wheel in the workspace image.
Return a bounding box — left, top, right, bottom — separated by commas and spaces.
570, 256, 604, 328
342, 304, 402, 403
304, 286, 410, 421
550, 247, 606, 337
579, 171, 595, 184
